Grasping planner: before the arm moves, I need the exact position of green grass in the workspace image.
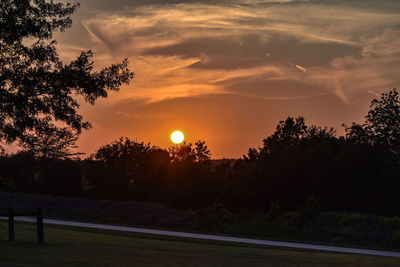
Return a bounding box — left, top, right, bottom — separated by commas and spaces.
0, 222, 399, 266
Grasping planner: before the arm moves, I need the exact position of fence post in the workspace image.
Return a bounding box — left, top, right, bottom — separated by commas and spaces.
8, 206, 14, 242
37, 207, 44, 245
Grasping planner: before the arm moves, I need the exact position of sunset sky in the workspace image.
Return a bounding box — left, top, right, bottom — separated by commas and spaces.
55, 0, 400, 158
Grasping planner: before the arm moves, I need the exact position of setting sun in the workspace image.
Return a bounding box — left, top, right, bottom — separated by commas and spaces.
170, 130, 184, 144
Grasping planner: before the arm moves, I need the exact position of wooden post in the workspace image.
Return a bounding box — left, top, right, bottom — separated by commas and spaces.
8, 206, 14, 242
37, 207, 44, 245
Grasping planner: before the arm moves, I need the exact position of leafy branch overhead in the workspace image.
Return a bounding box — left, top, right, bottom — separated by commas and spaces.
0, 0, 134, 158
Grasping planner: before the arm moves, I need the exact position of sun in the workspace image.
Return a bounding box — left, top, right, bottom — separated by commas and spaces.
171, 130, 184, 144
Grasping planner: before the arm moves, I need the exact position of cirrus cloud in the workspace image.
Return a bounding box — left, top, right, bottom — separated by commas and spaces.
65, 0, 400, 104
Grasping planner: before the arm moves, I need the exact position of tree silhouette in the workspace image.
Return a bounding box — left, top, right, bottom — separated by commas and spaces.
250, 116, 336, 160
169, 141, 211, 163
169, 142, 196, 163
86, 138, 151, 199
167, 141, 216, 209
21, 127, 81, 159
194, 141, 211, 161
345, 89, 400, 154
85, 137, 170, 200
0, 0, 133, 157
234, 117, 342, 211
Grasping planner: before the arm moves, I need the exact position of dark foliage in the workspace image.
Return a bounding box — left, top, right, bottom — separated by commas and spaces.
1, 81, 400, 216
227, 113, 400, 215
0, 151, 82, 196
84, 137, 170, 201
345, 89, 400, 154
168, 141, 211, 163
2, 89, 400, 215
0, 0, 134, 158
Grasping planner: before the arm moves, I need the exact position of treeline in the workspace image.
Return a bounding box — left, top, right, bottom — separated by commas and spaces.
1, 89, 400, 216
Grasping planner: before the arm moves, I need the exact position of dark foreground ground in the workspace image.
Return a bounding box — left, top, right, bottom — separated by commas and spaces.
0, 221, 399, 266
2, 192, 400, 251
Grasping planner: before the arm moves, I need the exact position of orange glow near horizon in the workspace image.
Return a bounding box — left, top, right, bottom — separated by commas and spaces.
59, 0, 400, 159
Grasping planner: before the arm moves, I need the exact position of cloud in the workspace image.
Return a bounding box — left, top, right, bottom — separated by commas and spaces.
58, 0, 400, 104
295, 64, 307, 72
50, 0, 400, 157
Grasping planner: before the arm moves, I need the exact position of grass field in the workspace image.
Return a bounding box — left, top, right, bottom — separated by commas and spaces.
0, 222, 399, 266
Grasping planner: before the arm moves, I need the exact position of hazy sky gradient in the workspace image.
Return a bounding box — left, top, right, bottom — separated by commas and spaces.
55, 0, 400, 158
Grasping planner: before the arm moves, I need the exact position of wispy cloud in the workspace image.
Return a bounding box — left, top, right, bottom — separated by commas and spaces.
53, 0, 400, 157
59, 0, 400, 104
295, 64, 307, 73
